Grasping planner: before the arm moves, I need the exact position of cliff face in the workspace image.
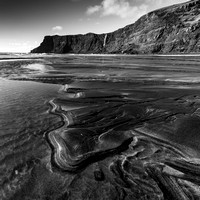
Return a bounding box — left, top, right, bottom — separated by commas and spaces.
31, 0, 200, 54
32, 33, 106, 54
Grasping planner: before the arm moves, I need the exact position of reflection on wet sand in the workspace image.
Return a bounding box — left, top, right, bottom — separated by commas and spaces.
2, 55, 200, 199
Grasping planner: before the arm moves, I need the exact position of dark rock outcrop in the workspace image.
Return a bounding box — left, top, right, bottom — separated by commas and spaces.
31, 0, 200, 54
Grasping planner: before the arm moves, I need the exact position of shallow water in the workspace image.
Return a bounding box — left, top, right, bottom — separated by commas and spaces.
1, 55, 200, 199
0, 79, 60, 135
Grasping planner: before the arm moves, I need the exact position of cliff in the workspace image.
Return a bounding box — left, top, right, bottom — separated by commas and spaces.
31, 0, 200, 54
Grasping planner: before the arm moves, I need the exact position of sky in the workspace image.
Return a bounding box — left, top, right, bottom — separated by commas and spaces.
0, 0, 187, 52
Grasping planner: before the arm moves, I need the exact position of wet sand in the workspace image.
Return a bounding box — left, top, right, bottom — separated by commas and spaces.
1, 55, 200, 199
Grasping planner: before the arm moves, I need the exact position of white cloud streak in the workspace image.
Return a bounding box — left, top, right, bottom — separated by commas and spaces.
52, 26, 63, 31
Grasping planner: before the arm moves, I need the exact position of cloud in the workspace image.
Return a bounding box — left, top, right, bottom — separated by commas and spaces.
86, 0, 187, 20
87, 5, 101, 15
86, 0, 148, 19
8, 40, 37, 52
52, 26, 63, 31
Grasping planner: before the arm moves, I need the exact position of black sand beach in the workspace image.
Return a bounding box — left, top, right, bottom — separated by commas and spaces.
1, 54, 200, 199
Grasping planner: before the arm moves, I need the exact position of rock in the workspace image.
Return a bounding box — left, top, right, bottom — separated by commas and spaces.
31, 34, 106, 54
31, 0, 200, 54
94, 168, 105, 181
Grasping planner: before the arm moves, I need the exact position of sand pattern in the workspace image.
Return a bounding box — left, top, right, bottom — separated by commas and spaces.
1, 55, 200, 199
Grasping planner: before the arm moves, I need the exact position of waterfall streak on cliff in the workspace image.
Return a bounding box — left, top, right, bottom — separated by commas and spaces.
103, 34, 107, 48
